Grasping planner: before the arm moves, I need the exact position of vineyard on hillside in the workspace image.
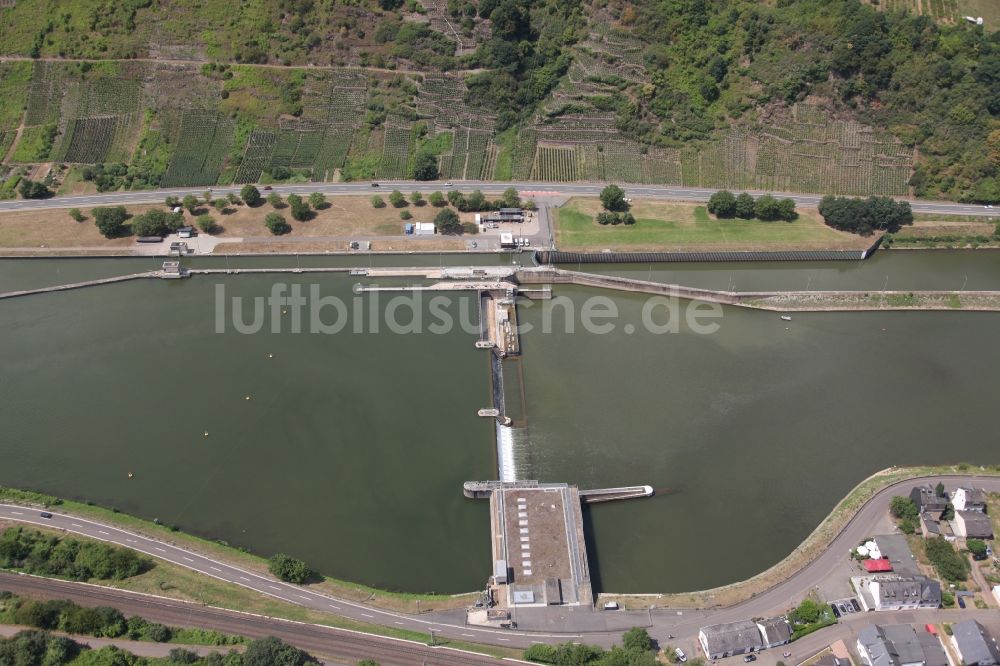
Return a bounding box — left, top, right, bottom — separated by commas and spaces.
0, 60, 914, 197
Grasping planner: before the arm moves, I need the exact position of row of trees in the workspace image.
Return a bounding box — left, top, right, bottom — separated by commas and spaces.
0, 627, 316, 666
818, 195, 913, 235
525, 628, 659, 666
707, 191, 797, 221
597, 211, 636, 226
0, 527, 150, 581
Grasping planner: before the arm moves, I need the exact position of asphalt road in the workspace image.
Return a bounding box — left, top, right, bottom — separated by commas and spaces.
0, 572, 514, 665
0, 503, 597, 649
3, 474, 999, 655
0, 181, 995, 217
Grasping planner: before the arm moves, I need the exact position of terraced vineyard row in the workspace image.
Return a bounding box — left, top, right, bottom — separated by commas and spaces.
233, 129, 277, 184
312, 128, 354, 181
378, 122, 414, 179
161, 111, 234, 187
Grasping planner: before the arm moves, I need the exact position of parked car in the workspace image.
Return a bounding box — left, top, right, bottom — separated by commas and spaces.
743, 655, 757, 663
674, 649, 687, 663
39, 512, 52, 519
603, 601, 619, 611
958, 596, 966, 608
850, 598, 861, 612
830, 604, 841, 618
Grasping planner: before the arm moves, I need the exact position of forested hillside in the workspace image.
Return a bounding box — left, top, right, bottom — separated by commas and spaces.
0, 0, 997, 202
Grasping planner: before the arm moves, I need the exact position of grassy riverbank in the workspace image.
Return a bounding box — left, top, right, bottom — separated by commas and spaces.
597, 464, 1000, 610
555, 197, 867, 251
0, 487, 476, 614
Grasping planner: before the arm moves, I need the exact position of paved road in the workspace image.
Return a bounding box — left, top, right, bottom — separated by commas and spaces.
2, 474, 998, 652
1, 181, 995, 217
0, 572, 514, 665
0, 503, 600, 649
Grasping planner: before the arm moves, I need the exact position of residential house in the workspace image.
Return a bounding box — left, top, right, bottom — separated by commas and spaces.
857, 624, 948, 666
698, 620, 764, 659
756, 617, 792, 649
910, 485, 948, 517
953, 488, 988, 513
951, 620, 1000, 666
953, 511, 994, 539
862, 576, 941, 611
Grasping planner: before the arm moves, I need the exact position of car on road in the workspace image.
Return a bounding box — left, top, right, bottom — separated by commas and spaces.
263, 185, 272, 191
743, 655, 756, 662
444, 182, 453, 187
39, 512, 52, 519
371, 183, 380, 187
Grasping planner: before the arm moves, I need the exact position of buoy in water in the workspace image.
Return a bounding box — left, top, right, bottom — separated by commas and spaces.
245, 395, 251, 401
203, 431, 209, 437
282, 309, 288, 315
127, 472, 134, 479
268, 353, 273, 358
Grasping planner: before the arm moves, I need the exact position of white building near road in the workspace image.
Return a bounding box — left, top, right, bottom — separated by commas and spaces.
952, 487, 987, 512
855, 576, 941, 611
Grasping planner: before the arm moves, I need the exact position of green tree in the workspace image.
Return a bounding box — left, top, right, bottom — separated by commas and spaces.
465, 189, 488, 211
447, 190, 466, 208
524, 199, 536, 210
181, 194, 199, 213
412, 151, 439, 181
287, 194, 312, 221
130, 209, 169, 237
924, 537, 968, 581
265, 213, 291, 235
389, 190, 407, 208
93, 206, 129, 238
268, 553, 312, 583
164, 196, 180, 208
241, 184, 263, 207
707, 190, 736, 218
213, 198, 228, 211
622, 627, 653, 653
243, 636, 317, 665
410, 191, 424, 206
428, 191, 446, 207
400, 209, 412, 220
889, 496, 919, 522
371, 195, 386, 208
754, 194, 782, 221
197, 214, 217, 234
68, 208, 85, 222
501, 187, 521, 208
308, 192, 326, 209
267, 192, 283, 208
18, 179, 52, 199
734, 193, 756, 219
600, 184, 628, 212
434, 208, 462, 234
935, 482, 946, 497
967, 539, 988, 559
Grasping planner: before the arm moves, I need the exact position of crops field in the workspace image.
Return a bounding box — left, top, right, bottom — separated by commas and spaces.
161, 111, 234, 187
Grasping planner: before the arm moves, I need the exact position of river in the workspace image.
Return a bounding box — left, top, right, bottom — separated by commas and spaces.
0, 252, 997, 594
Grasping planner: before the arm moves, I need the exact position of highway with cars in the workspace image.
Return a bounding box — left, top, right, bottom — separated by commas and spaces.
0, 180, 995, 217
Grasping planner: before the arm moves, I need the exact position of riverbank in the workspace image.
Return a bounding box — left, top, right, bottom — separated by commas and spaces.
596, 464, 1000, 609
0, 486, 476, 615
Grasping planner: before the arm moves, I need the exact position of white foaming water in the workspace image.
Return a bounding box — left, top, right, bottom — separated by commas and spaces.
495, 423, 517, 481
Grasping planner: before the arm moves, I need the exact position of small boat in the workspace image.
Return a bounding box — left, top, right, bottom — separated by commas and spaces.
780, 315, 792, 321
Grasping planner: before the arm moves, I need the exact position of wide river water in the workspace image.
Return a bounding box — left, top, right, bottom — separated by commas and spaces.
1, 251, 998, 593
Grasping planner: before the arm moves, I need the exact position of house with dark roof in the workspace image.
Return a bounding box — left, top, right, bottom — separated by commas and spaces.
861, 576, 941, 611
698, 620, 764, 659
953, 511, 994, 539
756, 617, 792, 648
951, 620, 1000, 666
953, 487, 987, 512
910, 485, 948, 517
857, 624, 948, 666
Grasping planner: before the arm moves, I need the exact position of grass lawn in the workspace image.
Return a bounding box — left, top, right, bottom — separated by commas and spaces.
555, 197, 869, 251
